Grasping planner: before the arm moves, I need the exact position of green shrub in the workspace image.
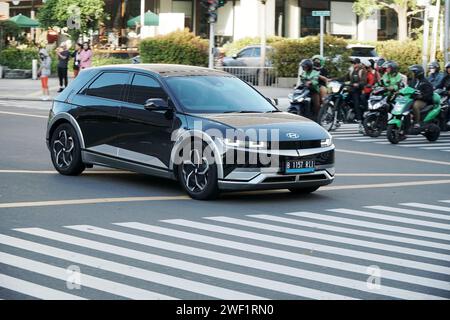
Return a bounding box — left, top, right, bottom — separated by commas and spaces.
0, 47, 38, 69
271, 35, 350, 78
92, 56, 130, 66
222, 36, 284, 56
140, 29, 209, 66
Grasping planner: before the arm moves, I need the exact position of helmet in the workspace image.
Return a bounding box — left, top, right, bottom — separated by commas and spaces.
312, 55, 325, 67
445, 62, 450, 72
428, 61, 440, 71
362, 60, 372, 68
300, 59, 313, 71
408, 64, 425, 79
382, 60, 399, 74
377, 58, 386, 68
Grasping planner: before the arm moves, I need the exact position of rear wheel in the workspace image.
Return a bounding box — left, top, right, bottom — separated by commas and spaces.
288, 186, 320, 194
318, 103, 335, 131
363, 114, 383, 137
424, 124, 440, 142
386, 124, 401, 144
178, 141, 219, 200
50, 123, 85, 175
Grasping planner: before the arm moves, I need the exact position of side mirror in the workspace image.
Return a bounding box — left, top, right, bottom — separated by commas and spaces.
232, 53, 238, 59
144, 98, 170, 111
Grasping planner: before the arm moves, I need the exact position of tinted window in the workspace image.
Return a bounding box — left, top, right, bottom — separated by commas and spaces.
252, 48, 261, 57
85, 72, 128, 101
351, 47, 377, 57
238, 48, 254, 58
128, 74, 168, 105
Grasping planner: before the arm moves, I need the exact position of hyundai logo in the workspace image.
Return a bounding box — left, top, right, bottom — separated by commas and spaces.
286, 133, 300, 139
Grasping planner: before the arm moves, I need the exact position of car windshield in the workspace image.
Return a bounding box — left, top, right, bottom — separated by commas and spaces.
351, 47, 377, 57
165, 76, 277, 114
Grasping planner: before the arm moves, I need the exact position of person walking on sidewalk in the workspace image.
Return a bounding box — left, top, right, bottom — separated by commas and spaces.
72, 43, 82, 77
56, 43, 70, 92
79, 42, 92, 70
38, 47, 51, 100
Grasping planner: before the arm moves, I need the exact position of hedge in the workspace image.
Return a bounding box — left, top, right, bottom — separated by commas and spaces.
0, 47, 38, 69
140, 29, 209, 66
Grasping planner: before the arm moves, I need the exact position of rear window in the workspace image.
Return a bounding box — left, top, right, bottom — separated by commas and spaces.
350, 47, 377, 57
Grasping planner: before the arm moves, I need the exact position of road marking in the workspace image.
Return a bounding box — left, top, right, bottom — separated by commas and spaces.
247, 214, 450, 261
322, 179, 450, 191
118, 222, 450, 292
421, 146, 450, 150
0, 273, 85, 300
0, 251, 175, 300
400, 203, 450, 213
0, 234, 262, 300
327, 208, 450, 233
0, 170, 130, 174
286, 211, 450, 246
16, 227, 349, 299
400, 142, 450, 148
0, 111, 47, 119
166, 218, 450, 275
65, 224, 444, 299
366, 205, 450, 222
0, 195, 190, 208
336, 149, 450, 166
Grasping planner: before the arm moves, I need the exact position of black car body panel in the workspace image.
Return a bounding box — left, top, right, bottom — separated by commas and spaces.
47, 64, 335, 193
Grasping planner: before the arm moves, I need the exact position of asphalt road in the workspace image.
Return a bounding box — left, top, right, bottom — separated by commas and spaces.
0, 99, 449, 300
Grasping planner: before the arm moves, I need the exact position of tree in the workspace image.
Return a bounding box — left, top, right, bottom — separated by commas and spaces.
353, 0, 420, 41
37, 0, 107, 41
0, 20, 20, 50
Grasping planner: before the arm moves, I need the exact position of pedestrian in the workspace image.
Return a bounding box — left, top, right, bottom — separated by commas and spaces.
72, 42, 82, 78
346, 58, 367, 133
38, 47, 51, 101
79, 42, 92, 70
56, 43, 70, 92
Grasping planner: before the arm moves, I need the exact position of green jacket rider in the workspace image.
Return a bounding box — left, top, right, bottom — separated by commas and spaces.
380, 61, 403, 91
298, 59, 320, 92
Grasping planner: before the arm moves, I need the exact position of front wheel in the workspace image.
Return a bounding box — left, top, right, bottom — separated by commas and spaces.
318, 103, 335, 131
288, 186, 320, 194
50, 123, 85, 175
424, 124, 440, 142
363, 113, 383, 137
178, 142, 219, 200
386, 124, 401, 144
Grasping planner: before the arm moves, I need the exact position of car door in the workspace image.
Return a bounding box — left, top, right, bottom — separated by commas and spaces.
74, 71, 130, 157
117, 73, 179, 169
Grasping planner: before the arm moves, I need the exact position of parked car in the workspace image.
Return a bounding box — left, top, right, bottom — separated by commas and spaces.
46, 64, 335, 200
347, 44, 380, 65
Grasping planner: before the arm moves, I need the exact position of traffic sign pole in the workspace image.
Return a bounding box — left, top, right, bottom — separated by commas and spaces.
312, 11, 330, 57
320, 15, 324, 57
209, 22, 215, 69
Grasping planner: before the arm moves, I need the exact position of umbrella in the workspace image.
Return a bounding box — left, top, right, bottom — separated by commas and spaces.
127, 10, 159, 28
9, 14, 40, 28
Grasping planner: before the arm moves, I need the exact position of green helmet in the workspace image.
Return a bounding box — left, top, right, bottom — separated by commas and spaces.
312, 55, 325, 67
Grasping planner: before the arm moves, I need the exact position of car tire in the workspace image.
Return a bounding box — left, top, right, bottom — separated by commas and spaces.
50, 123, 85, 176
288, 186, 320, 194
178, 141, 219, 200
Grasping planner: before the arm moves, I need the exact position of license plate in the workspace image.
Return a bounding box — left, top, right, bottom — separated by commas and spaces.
285, 160, 315, 174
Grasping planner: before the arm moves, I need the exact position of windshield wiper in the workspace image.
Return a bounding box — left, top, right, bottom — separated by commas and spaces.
265, 109, 281, 113
223, 110, 263, 114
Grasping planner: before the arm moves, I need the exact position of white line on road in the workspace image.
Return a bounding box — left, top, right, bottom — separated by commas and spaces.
0, 170, 131, 174
16, 228, 350, 300
65, 224, 443, 300
0, 251, 176, 300
321, 180, 450, 191
336, 149, 450, 166
118, 222, 450, 292
0, 234, 262, 300
366, 206, 450, 221
399, 203, 450, 213
0, 273, 85, 300
400, 143, 450, 148
0, 111, 47, 119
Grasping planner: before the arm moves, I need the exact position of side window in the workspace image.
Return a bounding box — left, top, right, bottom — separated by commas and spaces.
238, 48, 254, 58
252, 47, 261, 57
128, 74, 168, 105
84, 72, 128, 101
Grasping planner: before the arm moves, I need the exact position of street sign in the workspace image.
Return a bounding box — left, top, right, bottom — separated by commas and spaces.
312, 11, 330, 17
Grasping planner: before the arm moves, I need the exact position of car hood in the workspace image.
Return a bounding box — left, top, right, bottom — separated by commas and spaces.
193, 112, 330, 141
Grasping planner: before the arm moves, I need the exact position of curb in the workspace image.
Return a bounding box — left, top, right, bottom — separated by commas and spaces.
0, 97, 54, 102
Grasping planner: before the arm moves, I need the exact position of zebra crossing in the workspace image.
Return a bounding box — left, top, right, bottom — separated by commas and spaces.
1, 200, 450, 300
331, 123, 450, 152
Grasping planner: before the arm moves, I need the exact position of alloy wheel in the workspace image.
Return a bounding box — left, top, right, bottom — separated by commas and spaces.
52, 129, 74, 169
182, 149, 210, 193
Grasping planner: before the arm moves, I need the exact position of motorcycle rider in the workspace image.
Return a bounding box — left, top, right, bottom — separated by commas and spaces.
297, 59, 320, 120
437, 62, 450, 126
312, 55, 329, 105
408, 64, 434, 130
346, 58, 367, 133
380, 61, 403, 92
427, 61, 444, 89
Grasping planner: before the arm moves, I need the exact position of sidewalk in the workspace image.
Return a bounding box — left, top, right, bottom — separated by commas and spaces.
0, 78, 292, 105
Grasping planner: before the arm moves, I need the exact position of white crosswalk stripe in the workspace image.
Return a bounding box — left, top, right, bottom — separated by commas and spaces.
0, 200, 449, 300
331, 124, 450, 152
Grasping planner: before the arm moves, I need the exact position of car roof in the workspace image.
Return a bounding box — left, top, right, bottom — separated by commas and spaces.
88, 64, 230, 77
347, 44, 376, 49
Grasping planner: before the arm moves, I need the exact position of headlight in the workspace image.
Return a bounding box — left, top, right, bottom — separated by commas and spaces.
223, 138, 266, 149
321, 138, 333, 147
329, 81, 341, 93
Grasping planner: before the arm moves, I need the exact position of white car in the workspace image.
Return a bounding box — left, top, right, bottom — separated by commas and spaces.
347, 44, 380, 65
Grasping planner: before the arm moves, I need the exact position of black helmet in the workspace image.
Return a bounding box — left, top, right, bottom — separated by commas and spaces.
445, 62, 450, 71
428, 61, 440, 71
300, 59, 313, 71
408, 64, 425, 79
382, 60, 399, 74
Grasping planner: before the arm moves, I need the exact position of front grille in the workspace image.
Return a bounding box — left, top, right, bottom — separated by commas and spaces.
263, 176, 297, 183
271, 140, 321, 150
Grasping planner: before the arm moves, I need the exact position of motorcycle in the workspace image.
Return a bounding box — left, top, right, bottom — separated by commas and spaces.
287, 84, 314, 120
435, 88, 449, 131
386, 86, 441, 144
362, 87, 395, 137
318, 81, 355, 131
